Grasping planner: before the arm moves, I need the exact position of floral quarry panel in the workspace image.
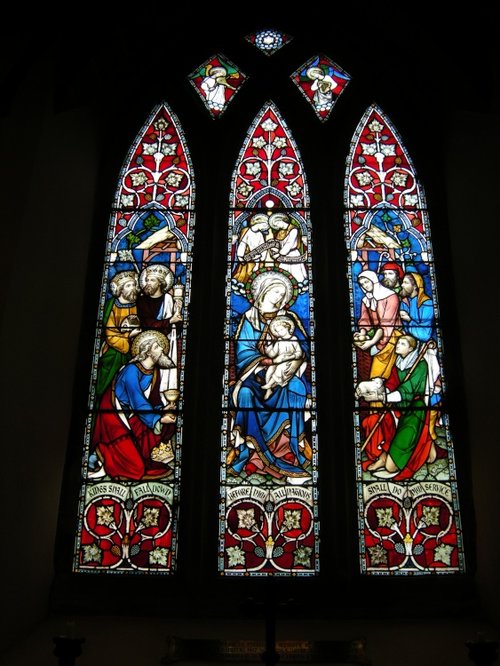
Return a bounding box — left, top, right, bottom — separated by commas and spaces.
219, 102, 319, 576
245, 29, 293, 56
291, 54, 351, 122
188, 54, 247, 118
346, 105, 465, 574
73, 103, 195, 573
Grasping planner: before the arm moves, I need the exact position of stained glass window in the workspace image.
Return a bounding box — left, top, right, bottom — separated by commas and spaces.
291, 54, 351, 122
346, 105, 465, 574
188, 54, 247, 118
245, 29, 293, 56
73, 102, 195, 573
219, 102, 319, 576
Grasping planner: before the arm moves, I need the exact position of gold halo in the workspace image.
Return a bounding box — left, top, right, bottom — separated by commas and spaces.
110, 270, 138, 287
269, 315, 295, 335
268, 212, 289, 229
306, 67, 324, 80
249, 270, 294, 307
210, 66, 227, 77
139, 264, 174, 291
131, 330, 170, 357
249, 213, 269, 227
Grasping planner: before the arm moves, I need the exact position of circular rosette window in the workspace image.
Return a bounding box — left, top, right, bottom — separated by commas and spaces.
128, 497, 172, 570
82, 497, 126, 568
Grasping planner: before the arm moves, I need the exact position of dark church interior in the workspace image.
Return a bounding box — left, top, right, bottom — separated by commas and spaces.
1, 6, 499, 665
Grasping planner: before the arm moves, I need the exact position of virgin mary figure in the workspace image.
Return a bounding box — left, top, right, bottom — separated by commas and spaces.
228, 270, 311, 483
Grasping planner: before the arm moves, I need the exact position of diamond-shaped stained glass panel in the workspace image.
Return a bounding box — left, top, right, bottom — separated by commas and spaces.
291, 54, 351, 122
189, 54, 247, 118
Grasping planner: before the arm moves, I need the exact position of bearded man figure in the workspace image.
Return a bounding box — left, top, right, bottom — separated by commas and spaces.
89, 331, 177, 481
380, 261, 404, 293
359, 334, 438, 481
137, 264, 182, 335
137, 264, 182, 394
95, 270, 141, 398
399, 271, 434, 343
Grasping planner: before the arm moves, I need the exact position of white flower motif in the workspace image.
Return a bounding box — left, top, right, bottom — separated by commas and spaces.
175, 195, 189, 207
237, 183, 253, 197
118, 250, 135, 262
293, 545, 312, 566
96, 505, 114, 527
149, 547, 169, 565
351, 194, 365, 206
141, 507, 160, 528
252, 137, 266, 149
261, 119, 277, 132
381, 144, 396, 157
278, 162, 294, 176
153, 118, 169, 131
227, 546, 246, 567
434, 543, 453, 566
361, 143, 377, 155
391, 172, 408, 187
82, 543, 102, 564
368, 120, 384, 133
130, 172, 148, 186
273, 136, 287, 149
422, 505, 440, 527
355, 171, 373, 186
237, 508, 256, 530
166, 172, 183, 187
282, 509, 301, 530
245, 161, 261, 176
405, 195, 418, 206
161, 143, 177, 156
368, 544, 387, 565
375, 507, 395, 528
121, 194, 135, 207
142, 142, 158, 155
286, 182, 301, 197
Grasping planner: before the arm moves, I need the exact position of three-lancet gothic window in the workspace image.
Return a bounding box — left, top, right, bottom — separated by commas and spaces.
72, 29, 465, 576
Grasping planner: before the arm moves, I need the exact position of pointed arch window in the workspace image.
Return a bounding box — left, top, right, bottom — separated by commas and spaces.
219, 102, 319, 576
73, 103, 195, 574
62, 28, 470, 588
346, 105, 465, 574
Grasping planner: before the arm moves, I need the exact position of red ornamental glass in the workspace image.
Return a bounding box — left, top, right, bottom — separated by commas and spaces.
346, 105, 465, 575
189, 54, 247, 118
291, 54, 351, 122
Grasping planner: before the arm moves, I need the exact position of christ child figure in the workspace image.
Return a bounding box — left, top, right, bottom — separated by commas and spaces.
261, 316, 305, 400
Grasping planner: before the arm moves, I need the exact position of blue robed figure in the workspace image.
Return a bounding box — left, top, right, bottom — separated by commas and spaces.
229, 270, 311, 482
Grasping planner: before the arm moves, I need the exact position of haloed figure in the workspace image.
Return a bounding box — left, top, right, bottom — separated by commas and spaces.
90, 331, 177, 481
96, 270, 141, 398
229, 271, 311, 484
261, 316, 306, 400
200, 65, 236, 112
